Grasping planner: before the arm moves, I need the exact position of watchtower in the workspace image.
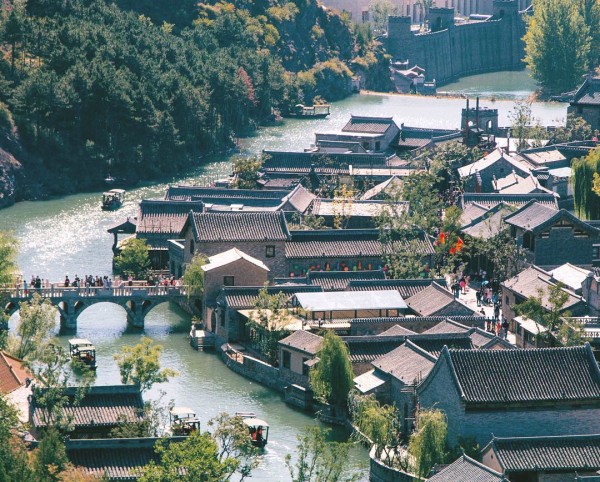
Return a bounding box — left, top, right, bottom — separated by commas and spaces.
428, 8, 455, 32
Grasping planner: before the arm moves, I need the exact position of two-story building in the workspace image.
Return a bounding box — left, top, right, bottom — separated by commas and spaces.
180, 211, 291, 278
417, 344, 600, 446
504, 201, 600, 269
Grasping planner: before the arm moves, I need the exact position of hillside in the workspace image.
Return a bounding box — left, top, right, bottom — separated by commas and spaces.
0, 0, 389, 205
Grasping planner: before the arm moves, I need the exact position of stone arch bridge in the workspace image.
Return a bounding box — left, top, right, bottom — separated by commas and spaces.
2, 284, 196, 330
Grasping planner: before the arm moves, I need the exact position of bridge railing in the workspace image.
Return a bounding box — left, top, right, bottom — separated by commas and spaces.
0, 283, 189, 300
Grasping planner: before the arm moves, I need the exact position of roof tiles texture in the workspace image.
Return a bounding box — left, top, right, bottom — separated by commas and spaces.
0, 351, 30, 394
32, 386, 144, 428
306, 270, 386, 291
342, 116, 395, 134
136, 200, 204, 235
372, 339, 436, 384
573, 76, 600, 105
428, 454, 504, 482
192, 212, 289, 242
219, 285, 322, 309
406, 283, 475, 317
422, 319, 471, 335
447, 344, 600, 404
348, 279, 447, 299
279, 330, 323, 355
460, 193, 558, 209
491, 434, 600, 472
503, 201, 561, 230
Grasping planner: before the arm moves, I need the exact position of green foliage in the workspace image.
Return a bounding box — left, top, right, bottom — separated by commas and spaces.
515, 282, 583, 346
399, 171, 442, 234
572, 148, 600, 219
182, 254, 208, 298
140, 413, 260, 481
0, 393, 35, 481
285, 426, 362, 482
114, 336, 178, 393
332, 183, 355, 229
140, 431, 237, 482
508, 101, 547, 151
466, 226, 525, 282
34, 427, 68, 482
8, 293, 57, 361
408, 409, 448, 478
524, 0, 593, 93
309, 331, 354, 409
348, 391, 404, 468
369, 0, 398, 34
114, 238, 151, 279
248, 287, 294, 364
549, 113, 593, 144
0, 231, 18, 285
232, 156, 263, 189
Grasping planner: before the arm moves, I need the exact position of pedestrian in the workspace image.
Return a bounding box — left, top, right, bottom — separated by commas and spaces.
502, 318, 510, 340
485, 287, 492, 305
476, 290, 482, 307
494, 303, 500, 321
452, 281, 460, 299
496, 319, 501, 337
459, 278, 466, 295
23, 278, 28, 296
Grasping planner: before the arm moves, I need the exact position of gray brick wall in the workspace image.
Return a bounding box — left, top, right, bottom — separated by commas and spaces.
419, 356, 600, 446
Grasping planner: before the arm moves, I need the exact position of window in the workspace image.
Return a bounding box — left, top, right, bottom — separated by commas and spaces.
302, 358, 309, 376
282, 350, 291, 369
266, 245, 275, 258
375, 141, 381, 151
189, 239, 195, 254
593, 244, 600, 261
361, 10, 369, 23
223, 276, 234, 287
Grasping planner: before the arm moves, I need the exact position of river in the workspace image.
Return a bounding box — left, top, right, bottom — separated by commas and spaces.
0, 71, 567, 481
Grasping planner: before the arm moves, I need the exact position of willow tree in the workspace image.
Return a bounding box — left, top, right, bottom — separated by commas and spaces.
309, 331, 354, 414
408, 409, 448, 478
572, 148, 600, 220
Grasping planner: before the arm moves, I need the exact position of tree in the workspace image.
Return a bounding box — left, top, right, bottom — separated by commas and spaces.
248, 287, 295, 365
515, 282, 584, 346
33, 427, 68, 482
524, 0, 591, 93
139, 413, 260, 482
572, 148, 600, 219
550, 113, 592, 144
8, 293, 57, 361
309, 332, 354, 412
114, 238, 151, 279
368, 0, 398, 34
285, 426, 362, 482
508, 100, 547, 152
114, 337, 178, 393
332, 183, 355, 229
348, 391, 405, 468
399, 171, 442, 234
0, 231, 18, 285
0, 393, 35, 481
139, 431, 237, 482
182, 254, 208, 298
408, 408, 447, 479
232, 156, 263, 189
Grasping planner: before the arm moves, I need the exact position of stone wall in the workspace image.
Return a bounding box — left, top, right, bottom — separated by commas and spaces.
532, 227, 597, 269
369, 447, 417, 482
386, 1, 525, 85
219, 345, 284, 392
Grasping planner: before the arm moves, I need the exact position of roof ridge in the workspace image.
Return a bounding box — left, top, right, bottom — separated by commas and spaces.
460, 453, 505, 477
404, 339, 439, 363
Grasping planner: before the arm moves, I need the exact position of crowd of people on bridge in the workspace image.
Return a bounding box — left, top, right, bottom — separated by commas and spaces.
15, 273, 182, 297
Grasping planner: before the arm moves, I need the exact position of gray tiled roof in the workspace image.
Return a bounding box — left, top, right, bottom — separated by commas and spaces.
378, 325, 417, 336
66, 437, 185, 481
286, 229, 434, 259
191, 211, 290, 242
488, 433, 600, 473
283, 185, 316, 213
348, 279, 447, 299
505, 202, 599, 235
342, 335, 407, 363
32, 385, 144, 428
427, 454, 504, 482
406, 283, 477, 317
372, 339, 436, 384
342, 116, 396, 134
165, 185, 290, 201
502, 265, 583, 311
423, 318, 471, 335
349, 315, 483, 326
305, 270, 386, 291
218, 285, 322, 309
279, 330, 323, 355
444, 344, 600, 405
461, 203, 513, 239
572, 76, 600, 106
262, 150, 391, 175
136, 200, 204, 235
460, 193, 559, 209
408, 333, 474, 357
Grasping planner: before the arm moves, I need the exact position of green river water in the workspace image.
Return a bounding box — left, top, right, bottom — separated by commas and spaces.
0, 71, 567, 480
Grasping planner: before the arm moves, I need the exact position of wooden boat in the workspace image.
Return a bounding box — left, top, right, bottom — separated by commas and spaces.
68, 338, 97, 370
285, 104, 331, 119
237, 412, 269, 448
101, 188, 125, 211
169, 407, 201, 435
